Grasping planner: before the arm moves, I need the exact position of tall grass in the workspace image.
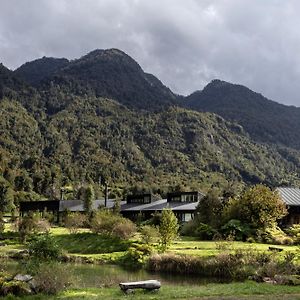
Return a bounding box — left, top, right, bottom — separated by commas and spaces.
147, 248, 300, 281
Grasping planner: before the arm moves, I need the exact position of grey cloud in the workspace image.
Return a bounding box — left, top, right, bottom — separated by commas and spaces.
1, 0, 300, 105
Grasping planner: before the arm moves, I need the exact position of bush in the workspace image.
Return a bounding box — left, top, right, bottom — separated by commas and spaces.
180, 220, 198, 236
28, 234, 61, 261
18, 214, 39, 242
90, 209, 136, 240
64, 212, 87, 234
113, 219, 136, 240
0, 280, 31, 296
121, 243, 153, 269
35, 219, 51, 234
221, 219, 252, 241
259, 226, 294, 245
194, 223, 218, 240
140, 225, 159, 244
34, 262, 71, 295
286, 224, 300, 244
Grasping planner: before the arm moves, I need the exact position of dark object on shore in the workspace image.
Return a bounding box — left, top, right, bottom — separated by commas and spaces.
119, 280, 161, 293
269, 246, 283, 252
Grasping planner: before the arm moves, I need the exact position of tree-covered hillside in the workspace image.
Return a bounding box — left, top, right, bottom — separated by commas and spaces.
1, 49, 300, 205
15, 49, 178, 112
184, 79, 300, 150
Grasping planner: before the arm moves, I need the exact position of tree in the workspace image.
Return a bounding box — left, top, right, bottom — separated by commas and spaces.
195, 188, 223, 228
0, 178, 14, 213
223, 184, 287, 231
158, 209, 179, 252
83, 185, 95, 215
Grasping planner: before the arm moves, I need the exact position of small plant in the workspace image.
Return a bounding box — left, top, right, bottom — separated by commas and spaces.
28, 234, 62, 261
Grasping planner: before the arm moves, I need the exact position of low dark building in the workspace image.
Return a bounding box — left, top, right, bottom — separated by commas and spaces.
19, 191, 205, 223
19, 200, 60, 219
19, 199, 120, 222
277, 187, 300, 226
121, 191, 204, 222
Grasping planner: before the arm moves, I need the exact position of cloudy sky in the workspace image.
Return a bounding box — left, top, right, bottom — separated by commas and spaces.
1, 0, 300, 106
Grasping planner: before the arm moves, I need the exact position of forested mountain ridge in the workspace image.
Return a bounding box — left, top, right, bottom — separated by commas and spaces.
14, 49, 178, 112
15, 57, 69, 86
184, 79, 300, 150
1, 49, 300, 203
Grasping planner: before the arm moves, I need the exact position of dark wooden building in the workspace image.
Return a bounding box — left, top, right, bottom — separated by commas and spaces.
277, 187, 300, 226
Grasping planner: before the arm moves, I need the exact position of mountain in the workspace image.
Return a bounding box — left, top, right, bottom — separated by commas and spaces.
15, 57, 69, 86
0, 49, 300, 203
184, 79, 300, 150
14, 49, 178, 112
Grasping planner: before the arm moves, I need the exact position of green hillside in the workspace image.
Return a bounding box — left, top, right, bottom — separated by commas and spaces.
0, 49, 300, 205
185, 79, 300, 150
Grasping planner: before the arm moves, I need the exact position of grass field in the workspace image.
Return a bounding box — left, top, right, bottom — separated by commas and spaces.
2, 282, 300, 300
1, 225, 299, 261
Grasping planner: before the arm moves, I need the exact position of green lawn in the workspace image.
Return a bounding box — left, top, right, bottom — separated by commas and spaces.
2, 226, 299, 261
169, 238, 299, 257
2, 282, 300, 300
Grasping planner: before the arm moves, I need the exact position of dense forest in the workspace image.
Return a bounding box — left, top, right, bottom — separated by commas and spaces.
1, 49, 300, 206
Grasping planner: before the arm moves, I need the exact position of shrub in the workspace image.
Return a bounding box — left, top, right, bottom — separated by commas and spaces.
0, 280, 31, 296
140, 225, 159, 244
35, 219, 51, 234
90, 209, 136, 240
121, 243, 153, 269
18, 213, 39, 242
34, 262, 71, 295
113, 219, 136, 240
260, 226, 294, 245
194, 223, 217, 240
180, 220, 198, 236
221, 219, 252, 241
64, 212, 87, 234
28, 234, 61, 261
286, 224, 300, 244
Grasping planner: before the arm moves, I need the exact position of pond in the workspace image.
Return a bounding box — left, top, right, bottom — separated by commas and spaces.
1, 259, 226, 288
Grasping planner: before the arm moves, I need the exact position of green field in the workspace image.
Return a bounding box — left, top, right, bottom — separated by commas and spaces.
2, 282, 300, 300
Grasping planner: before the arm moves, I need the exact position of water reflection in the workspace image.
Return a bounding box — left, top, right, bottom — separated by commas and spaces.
2, 259, 226, 289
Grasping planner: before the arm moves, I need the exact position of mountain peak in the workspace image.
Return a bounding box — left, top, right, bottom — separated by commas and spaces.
15, 56, 69, 85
